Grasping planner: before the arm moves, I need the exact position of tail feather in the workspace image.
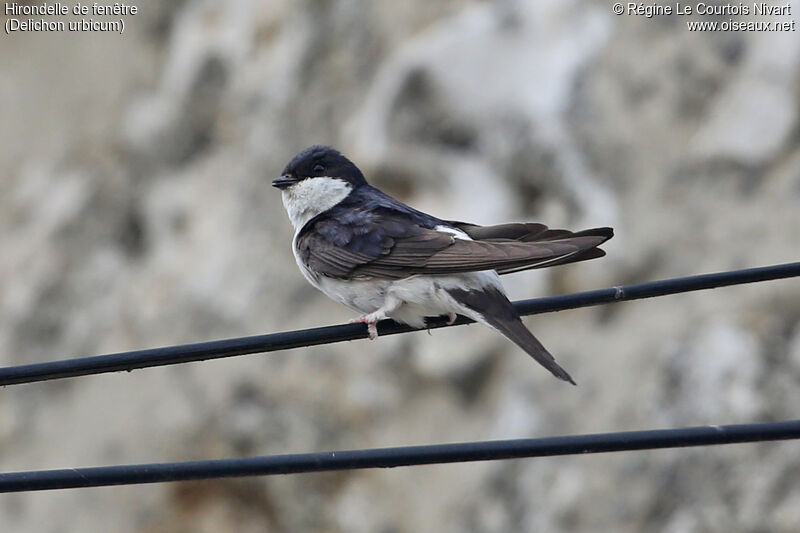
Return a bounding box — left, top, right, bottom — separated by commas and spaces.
485, 312, 576, 385
447, 287, 576, 385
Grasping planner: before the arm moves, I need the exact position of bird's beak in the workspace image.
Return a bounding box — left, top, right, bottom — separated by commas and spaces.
272, 175, 298, 189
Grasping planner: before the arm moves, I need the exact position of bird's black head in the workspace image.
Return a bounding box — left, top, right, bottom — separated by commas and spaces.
272, 145, 368, 190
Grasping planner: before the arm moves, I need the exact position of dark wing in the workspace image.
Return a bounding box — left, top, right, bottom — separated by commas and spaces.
297, 204, 613, 280
449, 221, 612, 243
448, 222, 567, 242
449, 221, 613, 274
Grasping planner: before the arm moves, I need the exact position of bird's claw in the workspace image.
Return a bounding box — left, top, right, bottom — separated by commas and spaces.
349, 315, 380, 340
446, 312, 457, 325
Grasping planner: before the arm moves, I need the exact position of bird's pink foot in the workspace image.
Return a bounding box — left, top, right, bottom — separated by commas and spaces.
446, 312, 457, 325
349, 314, 380, 340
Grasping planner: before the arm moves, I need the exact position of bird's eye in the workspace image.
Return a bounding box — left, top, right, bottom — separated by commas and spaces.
313, 163, 325, 174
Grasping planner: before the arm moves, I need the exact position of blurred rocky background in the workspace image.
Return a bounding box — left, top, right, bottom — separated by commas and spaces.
2, 0, 800, 531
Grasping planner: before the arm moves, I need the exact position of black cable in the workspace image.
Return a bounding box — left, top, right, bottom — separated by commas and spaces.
1, 261, 798, 386
2, 419, 798, 492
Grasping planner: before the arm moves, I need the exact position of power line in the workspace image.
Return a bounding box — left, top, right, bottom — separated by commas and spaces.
0, 261, 798, 386
1, 419, 798, 492
2, 264, 799, 494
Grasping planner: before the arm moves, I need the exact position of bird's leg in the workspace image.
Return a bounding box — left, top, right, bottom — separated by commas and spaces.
349, 311, 385, 340
349, 293, 402, 341
425, 312, 457, 335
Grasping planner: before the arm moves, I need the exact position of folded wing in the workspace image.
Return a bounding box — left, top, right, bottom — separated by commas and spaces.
297, 208, 612, 280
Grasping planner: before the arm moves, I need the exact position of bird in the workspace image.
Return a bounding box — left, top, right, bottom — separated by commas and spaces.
272, 145, 613, 384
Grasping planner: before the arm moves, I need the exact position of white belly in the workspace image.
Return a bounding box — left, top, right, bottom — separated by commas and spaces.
314, 270, 502, 329
317, 276, 393, 314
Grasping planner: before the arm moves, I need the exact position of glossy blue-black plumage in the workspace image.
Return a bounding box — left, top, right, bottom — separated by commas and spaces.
300, 184, 446, 258
281, 145, 368, 188
284, 145, 445, 260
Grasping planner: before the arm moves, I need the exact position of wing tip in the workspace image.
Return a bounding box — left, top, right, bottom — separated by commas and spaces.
556, 368, 578, 386
596, 226, 614, 242
571, 226, 614, 242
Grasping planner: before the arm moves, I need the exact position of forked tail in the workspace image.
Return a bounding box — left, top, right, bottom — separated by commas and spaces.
448, 286, 576, 385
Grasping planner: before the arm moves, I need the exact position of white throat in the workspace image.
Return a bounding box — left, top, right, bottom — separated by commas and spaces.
281, 177, 353, 231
